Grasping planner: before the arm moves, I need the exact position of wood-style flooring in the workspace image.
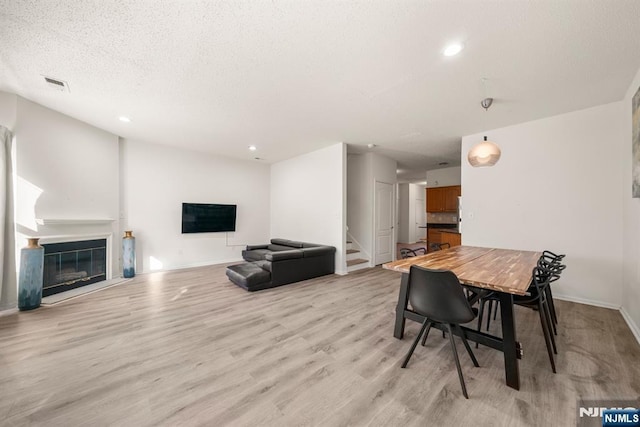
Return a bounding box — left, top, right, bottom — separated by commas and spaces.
1, 264, 639, 426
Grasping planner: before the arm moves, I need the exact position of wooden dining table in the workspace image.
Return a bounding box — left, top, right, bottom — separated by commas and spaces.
383, 245, 542, 390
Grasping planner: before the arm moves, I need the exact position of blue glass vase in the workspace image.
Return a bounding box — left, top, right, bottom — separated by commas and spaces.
123, 230, 136, 278
18, 238, 44, 310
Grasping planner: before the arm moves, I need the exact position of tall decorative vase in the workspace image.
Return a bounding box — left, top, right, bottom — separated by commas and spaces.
18, 238, 44, 311
123, 230, 136, 278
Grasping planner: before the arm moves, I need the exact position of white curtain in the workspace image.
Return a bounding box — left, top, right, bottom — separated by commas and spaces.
0, 126, 16, 310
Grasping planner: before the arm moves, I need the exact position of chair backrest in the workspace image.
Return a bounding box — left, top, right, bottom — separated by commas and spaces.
537, 256, 566, 283
400, 248, 416, 259
400, 247, 427, 259
529, 265, 553, 298
543, 250, 565, 262
407, 265, 476, 324
428, 242, 451, 252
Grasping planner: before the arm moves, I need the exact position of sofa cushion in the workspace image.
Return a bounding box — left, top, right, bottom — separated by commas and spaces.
267, 244, 295, 251
254, 260, 272, 272
242, 248, 271, 262
270, 238, 304, 248
302, 246, 335, 258
301, 243, 320, 248
226, 262, 271, 289
246, 244, 269, 251
266, 249, 304, 261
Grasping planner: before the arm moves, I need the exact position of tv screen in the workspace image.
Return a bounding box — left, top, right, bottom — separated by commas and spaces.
181, 203, 237, 233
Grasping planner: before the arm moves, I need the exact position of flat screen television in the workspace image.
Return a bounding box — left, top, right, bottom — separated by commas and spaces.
181, 203, 237, 233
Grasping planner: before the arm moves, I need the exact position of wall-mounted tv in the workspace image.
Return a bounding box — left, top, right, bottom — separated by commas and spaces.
181, 203, 237, 233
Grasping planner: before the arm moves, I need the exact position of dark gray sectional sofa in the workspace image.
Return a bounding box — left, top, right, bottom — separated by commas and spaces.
226, 238, 336, 291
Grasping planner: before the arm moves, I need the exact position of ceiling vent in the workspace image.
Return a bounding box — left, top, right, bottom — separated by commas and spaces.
43, 76, 70, 92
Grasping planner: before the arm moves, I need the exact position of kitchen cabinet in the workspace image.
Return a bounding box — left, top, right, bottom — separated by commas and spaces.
444, 186, 461, 211
427, 229, 441, 252
426, 188, 444, 212
426, 185, 461, 212
427, 229, 461, 252
440, 231, 461, 248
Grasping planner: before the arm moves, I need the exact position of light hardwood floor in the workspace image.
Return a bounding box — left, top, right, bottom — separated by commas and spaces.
1, 264, 639, 426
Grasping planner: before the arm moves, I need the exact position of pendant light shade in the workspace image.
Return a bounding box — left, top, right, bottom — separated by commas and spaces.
468, 136, 501, 167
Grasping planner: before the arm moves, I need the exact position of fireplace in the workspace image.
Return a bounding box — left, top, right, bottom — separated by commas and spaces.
42, 239, 107, 297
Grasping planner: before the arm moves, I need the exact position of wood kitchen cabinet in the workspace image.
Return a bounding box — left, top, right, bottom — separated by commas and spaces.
426, 185, 461, 212
426, 188, 444, 212
440, 231, 461, 248
427, 229, 441, 252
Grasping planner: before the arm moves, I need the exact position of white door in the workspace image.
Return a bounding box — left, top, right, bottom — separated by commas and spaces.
374, 181, 394, 265
414, 197, 425, 243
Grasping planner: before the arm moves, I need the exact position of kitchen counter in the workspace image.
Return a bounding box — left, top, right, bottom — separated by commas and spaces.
439, 229, 461, 235
420, 223, 458, 229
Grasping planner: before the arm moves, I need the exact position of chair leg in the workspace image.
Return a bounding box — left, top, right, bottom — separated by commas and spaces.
537, 301, 556, 373
455, 324, 479, 367
545, 286, 558, 334
421, 321, 433, 346
476, 298, 486, 349
542, 299, 557, 354
493, 300, 499, 321
546, 285, 558, 323
445, 324, 469, 399
401, 320, 430, 368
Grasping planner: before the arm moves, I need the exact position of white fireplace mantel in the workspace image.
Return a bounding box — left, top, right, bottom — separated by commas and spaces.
35, 218, 115, 225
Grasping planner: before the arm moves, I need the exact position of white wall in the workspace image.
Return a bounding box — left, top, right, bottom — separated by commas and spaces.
461, 102, 625, 307
410, 184, 426, 242
14, 97, 121, 288
347, 153, 371, 258
397, 184, 410, 243
0, 91, 17, 309
426, 166, 461, 188
122, 139, 270, 273
0, 91, 17, 130
271, 143, 346, 274
346, 152, 397, 264
398, 183, 426, 243
622, 66, 640, 342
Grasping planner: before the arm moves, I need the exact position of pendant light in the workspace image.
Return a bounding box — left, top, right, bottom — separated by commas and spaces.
467, 135, 501, 167
468, 80, 501, 167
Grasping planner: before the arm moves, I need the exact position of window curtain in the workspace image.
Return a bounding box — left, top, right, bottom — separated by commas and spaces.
0, 125, 17, 310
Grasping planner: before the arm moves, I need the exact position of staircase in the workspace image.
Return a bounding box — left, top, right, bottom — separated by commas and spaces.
346, 240, 369, 272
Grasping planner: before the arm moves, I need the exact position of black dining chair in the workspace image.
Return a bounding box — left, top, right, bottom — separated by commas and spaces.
399, 247, 427, 259
400, 266, 479, 398
428, 242, 451, 252
539, 251, 566, 332
512, 265, 558, 373
476, 250, 566, 336
475, 262, 560, 373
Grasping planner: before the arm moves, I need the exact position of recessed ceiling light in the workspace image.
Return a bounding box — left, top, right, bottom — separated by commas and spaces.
119, 116, 131, 123
443, 43, 463, 57
248, 145, 257, 151
367, 144, 376, 148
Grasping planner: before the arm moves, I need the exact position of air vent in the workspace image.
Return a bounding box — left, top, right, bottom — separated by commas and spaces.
43, 76, 70, 92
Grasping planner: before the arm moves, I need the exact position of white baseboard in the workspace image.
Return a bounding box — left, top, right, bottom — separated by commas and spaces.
136, 257, 244, 275
553, 293, 640, 346
552, 293, 621, 310
0, 307, 18, 317
620, 306, 640, 346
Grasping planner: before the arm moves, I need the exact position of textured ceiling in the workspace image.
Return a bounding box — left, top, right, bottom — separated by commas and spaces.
2, 1, 640, 182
